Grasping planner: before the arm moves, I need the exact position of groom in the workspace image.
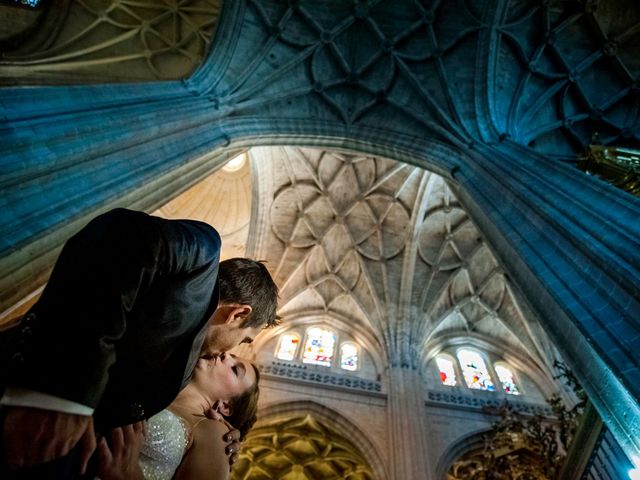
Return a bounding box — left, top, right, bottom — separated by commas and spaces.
0, 208, 279, 477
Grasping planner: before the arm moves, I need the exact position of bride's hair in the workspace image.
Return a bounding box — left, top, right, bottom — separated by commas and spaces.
223, 363, 261, 440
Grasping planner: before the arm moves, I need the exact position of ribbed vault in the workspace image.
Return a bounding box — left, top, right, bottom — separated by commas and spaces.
250, 146, 556, 375
1, 0, 639, 460
0, 0, 223, 84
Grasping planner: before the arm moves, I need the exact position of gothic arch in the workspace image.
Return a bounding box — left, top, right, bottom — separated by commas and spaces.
437, 421, 563, 479
422, 332, 559, 400
240, 400, 388, 480
252, 310, 387, 377
1, 0, 638, 458
436, 430, 486, 480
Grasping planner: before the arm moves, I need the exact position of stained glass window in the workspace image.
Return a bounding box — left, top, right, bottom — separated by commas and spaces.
457, 349, 495, 391
276, 333, 299, 361
495, 364, 520, 395
340, 343, 358, 371
302, 327, 335, 367
5, 0, 42, 6
436, 356, 457, 386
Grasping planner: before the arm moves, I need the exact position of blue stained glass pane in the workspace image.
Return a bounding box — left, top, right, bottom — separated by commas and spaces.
8, 0, 42, 6
457, 349, 494, 391
303, 327, 335, 367
340, 343, 358, 371
495, 364, 520, 395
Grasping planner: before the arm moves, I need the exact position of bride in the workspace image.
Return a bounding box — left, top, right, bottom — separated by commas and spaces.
96, 352, 259, 480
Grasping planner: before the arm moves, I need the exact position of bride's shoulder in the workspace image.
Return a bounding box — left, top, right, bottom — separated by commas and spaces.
174, 419, 231, 480
192, 417, 228, 441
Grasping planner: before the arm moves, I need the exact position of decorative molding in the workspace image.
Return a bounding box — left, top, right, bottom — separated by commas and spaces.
426, 390, 554, 417
260, 361, 384, 395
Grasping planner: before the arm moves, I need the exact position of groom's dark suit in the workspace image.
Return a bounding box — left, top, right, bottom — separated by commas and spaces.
2, 208, 222, 430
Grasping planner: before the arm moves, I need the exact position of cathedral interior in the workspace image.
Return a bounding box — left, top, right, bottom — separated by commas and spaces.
1, 0, 639, 479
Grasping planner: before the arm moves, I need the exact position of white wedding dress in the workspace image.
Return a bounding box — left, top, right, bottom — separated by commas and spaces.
139, 409, 190, 480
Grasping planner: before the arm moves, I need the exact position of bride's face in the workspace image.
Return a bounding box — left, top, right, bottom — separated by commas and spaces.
195, 352, 256, 400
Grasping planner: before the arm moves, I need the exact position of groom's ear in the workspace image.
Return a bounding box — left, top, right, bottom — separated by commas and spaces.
224, 304, 252, 326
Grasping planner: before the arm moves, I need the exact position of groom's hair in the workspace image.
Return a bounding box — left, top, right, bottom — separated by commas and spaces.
217, 258, 280, 329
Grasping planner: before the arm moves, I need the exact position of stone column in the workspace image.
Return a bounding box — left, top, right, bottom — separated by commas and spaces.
450, 142, 640, 459
387, 365, 431, 480
0, 83, 238, 316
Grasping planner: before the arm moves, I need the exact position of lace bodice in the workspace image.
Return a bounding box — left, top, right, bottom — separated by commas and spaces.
139, 409, 190, 480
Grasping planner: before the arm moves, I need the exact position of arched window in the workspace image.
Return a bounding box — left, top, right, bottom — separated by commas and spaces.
457, 349, 495, 391
340, 343, 358, 371
276, 333, 300, 361
302, 327, 336, 367
435, 355, 457, 386
495, 364, 520, 395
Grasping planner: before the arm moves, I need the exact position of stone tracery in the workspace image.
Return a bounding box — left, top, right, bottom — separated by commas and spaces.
0, 0, 222, 83
1, 0, 639, 474
231, 414, 375, 480
260, 147, 558, 376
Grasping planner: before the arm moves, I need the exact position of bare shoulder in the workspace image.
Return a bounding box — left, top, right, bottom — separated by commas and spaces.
175, 419, 230, 480
192, 417, 228, 442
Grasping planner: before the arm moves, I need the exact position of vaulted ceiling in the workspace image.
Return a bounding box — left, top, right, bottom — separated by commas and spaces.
1, 0, 638, 457
157, 146, 559, 388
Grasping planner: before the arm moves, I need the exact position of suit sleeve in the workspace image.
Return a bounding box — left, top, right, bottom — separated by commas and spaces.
4, 208, 221, 409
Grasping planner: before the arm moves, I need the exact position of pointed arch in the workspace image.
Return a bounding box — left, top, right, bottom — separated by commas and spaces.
252, 400, 389, 480
252, 311, 387, 377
